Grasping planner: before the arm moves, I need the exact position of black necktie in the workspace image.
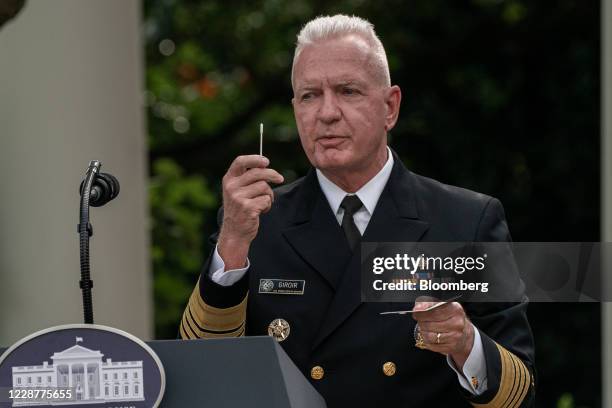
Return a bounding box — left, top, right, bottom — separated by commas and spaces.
340, 195, 363, 251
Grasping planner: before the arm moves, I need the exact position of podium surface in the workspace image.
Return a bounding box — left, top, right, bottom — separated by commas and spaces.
149, 336, 326, 407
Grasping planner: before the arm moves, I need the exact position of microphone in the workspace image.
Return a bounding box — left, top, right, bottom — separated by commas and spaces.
79, 170, 120, 207
77, 160, 120, 324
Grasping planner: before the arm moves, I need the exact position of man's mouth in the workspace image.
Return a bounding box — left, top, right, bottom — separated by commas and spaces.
316, 135, 348, 148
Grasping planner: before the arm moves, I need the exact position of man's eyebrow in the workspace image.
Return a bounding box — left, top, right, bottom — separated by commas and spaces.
336, 79, 364, 86
295, 84, 321, 93
335, 79, 370, 90
297, 84, 320, 89
295, 78, 369, 91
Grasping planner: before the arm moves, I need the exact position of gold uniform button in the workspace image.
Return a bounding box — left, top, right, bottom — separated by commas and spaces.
311, 365, 324, 380
383, 361, 396, 376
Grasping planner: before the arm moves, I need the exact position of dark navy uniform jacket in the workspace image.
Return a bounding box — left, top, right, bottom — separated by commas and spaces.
180, 151, 535, 408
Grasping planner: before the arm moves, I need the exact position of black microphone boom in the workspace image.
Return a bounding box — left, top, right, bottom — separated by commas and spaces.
77, 160, 120, 324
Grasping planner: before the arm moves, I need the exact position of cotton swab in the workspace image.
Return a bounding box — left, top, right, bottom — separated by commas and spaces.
259, 123, 263, 156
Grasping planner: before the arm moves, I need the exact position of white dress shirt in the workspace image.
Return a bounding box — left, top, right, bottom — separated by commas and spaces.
209, 147, 487, 394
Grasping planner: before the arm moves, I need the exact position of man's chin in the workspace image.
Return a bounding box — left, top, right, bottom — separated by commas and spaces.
312, 153, 352, 172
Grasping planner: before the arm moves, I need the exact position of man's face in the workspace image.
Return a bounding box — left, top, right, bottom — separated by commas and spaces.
291, 35, 400, 175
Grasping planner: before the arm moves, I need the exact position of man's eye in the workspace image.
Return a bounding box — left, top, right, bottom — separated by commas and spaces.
301, 93, 314, 101
342, 87, 358, 96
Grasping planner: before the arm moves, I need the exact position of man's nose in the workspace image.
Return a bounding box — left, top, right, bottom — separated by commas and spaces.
316, 92, 341, 123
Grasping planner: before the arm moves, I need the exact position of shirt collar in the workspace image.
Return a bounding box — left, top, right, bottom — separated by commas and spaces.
316, 146, 394, 215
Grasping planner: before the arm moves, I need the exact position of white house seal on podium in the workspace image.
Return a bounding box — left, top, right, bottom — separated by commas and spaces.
0, 324, 165, 407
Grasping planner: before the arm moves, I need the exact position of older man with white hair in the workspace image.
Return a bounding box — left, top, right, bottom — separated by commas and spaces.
180, 14, 535, 407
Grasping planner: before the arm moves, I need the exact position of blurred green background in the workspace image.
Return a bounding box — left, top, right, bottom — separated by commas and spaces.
144, 1, 601, 406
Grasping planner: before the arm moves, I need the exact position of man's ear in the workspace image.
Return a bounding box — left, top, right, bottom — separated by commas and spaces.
384, 85, 402, 132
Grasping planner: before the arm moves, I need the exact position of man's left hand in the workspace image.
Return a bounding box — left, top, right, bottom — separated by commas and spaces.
412, 300, 474, 370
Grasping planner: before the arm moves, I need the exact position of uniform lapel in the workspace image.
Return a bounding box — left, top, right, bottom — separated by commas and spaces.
282, 169, 353, 290
311, 155, 430, 350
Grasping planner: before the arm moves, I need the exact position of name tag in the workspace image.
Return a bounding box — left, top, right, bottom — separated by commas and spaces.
259, 279, 305, 295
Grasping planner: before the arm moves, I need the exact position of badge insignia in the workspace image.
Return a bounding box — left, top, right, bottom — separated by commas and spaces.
260, 279, 274, 292
268, 318, 290, 342
258, 279, 305, 295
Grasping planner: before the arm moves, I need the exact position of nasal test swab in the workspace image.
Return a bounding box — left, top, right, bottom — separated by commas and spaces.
259, 123, 263, 156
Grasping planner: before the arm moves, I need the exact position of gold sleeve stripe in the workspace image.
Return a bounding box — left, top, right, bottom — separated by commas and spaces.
179, 320, 192, 340
190, 279, 248, 331
178, 278, 248, 339
507, 352, 530, 408
179, 316, 245, 340
484, 343, 514, 408
181, 310, 198, 338
184, 306, 245, 338
179, 318, 196, 340
187, 306, 244, 334
502, 351, 523, 408
472, 344, 512, 407
472, 343, 532, 408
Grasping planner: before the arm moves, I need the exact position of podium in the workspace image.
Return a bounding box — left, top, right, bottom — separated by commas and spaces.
148, 336, 326, 407
1, 336, 326, 408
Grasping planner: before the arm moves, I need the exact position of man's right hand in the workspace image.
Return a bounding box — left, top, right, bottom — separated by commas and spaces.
217, 155, 284, 270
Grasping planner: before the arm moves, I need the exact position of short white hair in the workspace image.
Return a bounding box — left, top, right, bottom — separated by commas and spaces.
291, 14, 391, 87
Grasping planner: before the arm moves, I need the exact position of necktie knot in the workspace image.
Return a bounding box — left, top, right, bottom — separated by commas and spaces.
340, 195, 363, 216
340, 195, 362, 251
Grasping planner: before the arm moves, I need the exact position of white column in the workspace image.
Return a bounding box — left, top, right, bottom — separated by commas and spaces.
603, 0, 612, 407
84, 365, 89, 400
68, 365, 73, 388
96, 364, 101, 397
0, 0, 151, 344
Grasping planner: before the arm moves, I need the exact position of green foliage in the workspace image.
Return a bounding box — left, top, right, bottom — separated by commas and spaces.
149, 158, 216, 338
557, 393, 574, 408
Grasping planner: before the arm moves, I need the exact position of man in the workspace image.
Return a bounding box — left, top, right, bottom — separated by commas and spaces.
180, 15, 535, 407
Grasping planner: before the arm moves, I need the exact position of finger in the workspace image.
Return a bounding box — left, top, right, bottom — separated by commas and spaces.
419, 330, 451, 346
419, 331, 464, 356
419, 317, 469, 347
250, 194, 273, 214
414, 295, 440, 304
236, 181, 274, 201
412, 296, 453, 314
412, 301, 438, 312
417, 317, 460, 334
414, 334, 450, 353
412, 302, 460, 322
227, 155, 270, 177
412, 307, 452, 323
236, 167, 284, 187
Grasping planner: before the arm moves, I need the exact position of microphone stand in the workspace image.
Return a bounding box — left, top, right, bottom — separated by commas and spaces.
78, 160, 101, 324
